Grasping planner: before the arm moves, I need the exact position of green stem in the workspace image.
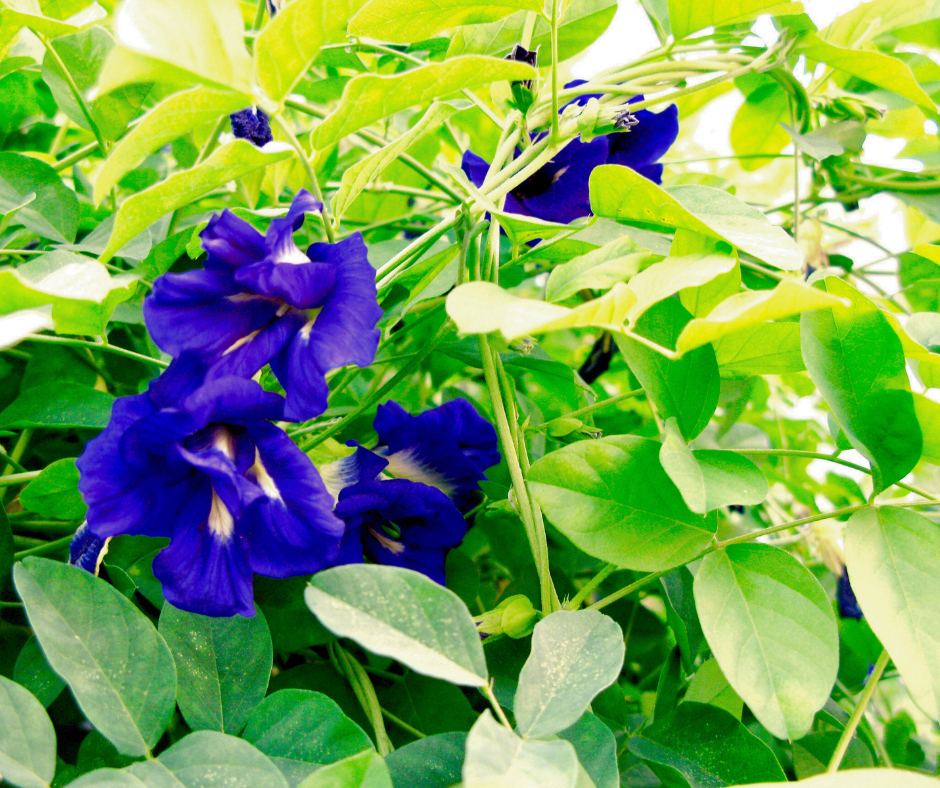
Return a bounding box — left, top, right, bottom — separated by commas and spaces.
196, 115, 228, 166
272, 115, 336, 243
0, 470, 40, 487
3, 429, 32, 479
789, 98, 801, 249
330, 642, 395, 755
744, 449, 934, 498
561, 388, 645, 422
588, 567, 673, 611
479, 335, 555, 612
381, 708, 426, 739
25, 335, 168, 368
567, 563, 617, 610
301, 321, 450, 448
54, 141, 100, 172
251, 0, 267, 29
14, 535, 73, 560
549, 0, 561, 141
39, 34, 106, 154
482, 682, 513, 730
375, 217, 456, 284
827, 649, 891, 773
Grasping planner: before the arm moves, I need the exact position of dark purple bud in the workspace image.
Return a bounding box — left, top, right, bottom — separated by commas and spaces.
230, 107, 273, 148
506, 44, 538, 92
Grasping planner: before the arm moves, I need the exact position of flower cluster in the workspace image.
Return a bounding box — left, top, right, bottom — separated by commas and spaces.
74, 193, 497, 616
462, 81, 678, 225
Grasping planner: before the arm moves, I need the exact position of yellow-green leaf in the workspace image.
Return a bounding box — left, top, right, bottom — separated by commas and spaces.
799, 33, 936, 111
0, 1, 104, 39
312, 56, 536, 150
589, 165, 802, 271
254, 0, 370, 105
100, 140, 292, 264
94, 87, 246, 205
714, 322, 805, 377
349, 0, 542, 44
333, 101, 465, 223
676, 280, 847, 355
668, 0, 803, 40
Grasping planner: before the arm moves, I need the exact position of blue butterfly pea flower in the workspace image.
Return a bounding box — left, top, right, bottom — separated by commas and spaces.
76, 353, 344, 618
837, 570, 863, 620
461, 85, 678, 225
69, 522, 110, 575
333, 478, 468, 585
143, 190, 382, 421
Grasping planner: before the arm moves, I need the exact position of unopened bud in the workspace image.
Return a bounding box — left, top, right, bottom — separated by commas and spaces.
477, 594, 540, 638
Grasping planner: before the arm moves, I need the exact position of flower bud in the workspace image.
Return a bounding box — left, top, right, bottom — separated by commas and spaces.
477, 594, 540, 638
505, 44, 539, 114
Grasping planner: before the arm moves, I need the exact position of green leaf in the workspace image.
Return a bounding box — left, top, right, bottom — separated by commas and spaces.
714, 322, 806, 377
305, 564, 488, 687
914, 393, 940, 465
781, 122, 845, 161
312, 56, 537, 151
0, 2, 104, 41
545, 237, 654, 303
0, 153, 80, 244
845, 506, 940, 721
0, 674, 56, 788
158, 604, 273, 735
737, 769, 940, 788
13, 558, 176, 757
253, 0, 369, 105
94, 87, 246, 205
558, 713, 617, 788
661, 567, 706, 673
730, 83, 791, 170
297, 750, 391, 788
800, 276, 922, 493
668, 0, 802, 39
128, 730, 289, 788
66, 769, 147, 787
0, 252, 139, 335
12, 636, 65, 709
514, 610, 624, 738
447, 0, 617, 63
242, 689, 372, 783
109, 0, 252, 95
386, 733, 466, 788
527, 436, 717, 571
694, 544, 839, 740
100, 140, 292, 264
683, 658, 743, 718
901, 244, 940, 313
799, 33, 936, 110
627, 702, 787, 787
614, 299, 720, 441
333, 101, 465, 222
589, 165, 803, 271
462, 711, 579, 788
660, 417, 707, 514
0, 382, 115, 429
349, 0, 541, 43
20, 458, 86, 520
377, 672, 476, 746
694, 450, 769, 510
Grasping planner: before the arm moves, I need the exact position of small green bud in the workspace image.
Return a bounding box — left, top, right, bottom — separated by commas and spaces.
477, 594, 540, 638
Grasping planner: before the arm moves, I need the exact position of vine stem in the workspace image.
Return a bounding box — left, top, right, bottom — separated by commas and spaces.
482, 682, 513, 730
479, 335, 557, 613
54, 141, 100, 172
14, 535, 73, 560
330, 642, 394, 755
271, 115, 335, 243
0, 471, 40, 487
25, 335, 168, 368
567, 563, 616, 610
827, 649, 891, 773
789, 97, 801, 250
549, 0, 560, 141
39, 33, 107, 154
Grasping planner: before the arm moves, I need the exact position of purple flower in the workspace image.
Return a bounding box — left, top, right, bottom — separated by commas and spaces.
230, 108, 273, 147
69, 522, 109, 576
461, 87, 678, 225
837, 570, 863, 620
333, 478, 468, 585
143, 191, 382, 422
76, 354, 344, 617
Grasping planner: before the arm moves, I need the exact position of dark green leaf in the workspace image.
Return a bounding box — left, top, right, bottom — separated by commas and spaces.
20, 459, 86, 520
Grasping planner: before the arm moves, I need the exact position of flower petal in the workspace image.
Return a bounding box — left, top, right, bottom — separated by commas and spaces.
264, 189, 321, 264
200, 210, 267, 270
153, 481, 256, 618
320, 446, 390, 500
240, 422, 345, 577
69, 522, 110, 575
461, 149, 490, 189
207, 311, 304, 382
181, 376, 285, 426
234, 261, 337, 309
607, 104, 679, 178
144, 268, 279, 359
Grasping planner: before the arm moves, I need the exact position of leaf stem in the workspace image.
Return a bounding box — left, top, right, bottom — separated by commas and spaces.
482, 682, 513, 730
0, 470, 40, 487
25, 334, 168, 368
330, 641, 395, 755
549, 0, 561, 142
54, 141, 100, 172
195, 115, 228, 166
272, 115, 335, 242
827, 649, 891, 773
14, 535, 73, 560
567, 563, 617, 610
588, 568, 673, 611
